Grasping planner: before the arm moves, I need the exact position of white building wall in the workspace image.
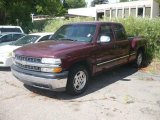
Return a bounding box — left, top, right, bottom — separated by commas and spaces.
68, 0, 159, 19
152, 0, 159, 17
68, 7, 96, 17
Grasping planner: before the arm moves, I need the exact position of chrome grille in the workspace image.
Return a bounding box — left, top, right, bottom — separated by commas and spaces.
15, 55, 41, 63
15, 55, 41, 71
16, 62, 41, 71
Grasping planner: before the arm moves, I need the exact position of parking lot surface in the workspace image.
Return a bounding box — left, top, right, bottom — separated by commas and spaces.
0, 65, 160, 120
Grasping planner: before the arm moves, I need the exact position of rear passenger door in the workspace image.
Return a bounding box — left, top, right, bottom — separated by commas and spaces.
113, 24, 130, 64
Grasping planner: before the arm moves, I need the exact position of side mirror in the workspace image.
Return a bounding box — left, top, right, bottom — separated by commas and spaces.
99, 36, 111, 43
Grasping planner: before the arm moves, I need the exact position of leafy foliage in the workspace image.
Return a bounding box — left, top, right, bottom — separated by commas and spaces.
0, 0, 65, 33
91, 0, 108, 7
43, 17, 93, 32
64, 0, 86, 9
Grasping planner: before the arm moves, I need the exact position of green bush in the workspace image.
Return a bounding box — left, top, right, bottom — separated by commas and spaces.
43, 17, 94, 32
29, 20, 49, 33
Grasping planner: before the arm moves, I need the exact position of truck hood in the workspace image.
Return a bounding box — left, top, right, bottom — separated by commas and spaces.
14, 40, 89, 58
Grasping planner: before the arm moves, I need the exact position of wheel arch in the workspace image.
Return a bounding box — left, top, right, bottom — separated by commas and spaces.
69, 60, 92, 77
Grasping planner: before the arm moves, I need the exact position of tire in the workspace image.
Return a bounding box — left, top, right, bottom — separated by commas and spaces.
135, 51, 144, 68
66, 65, 89, 95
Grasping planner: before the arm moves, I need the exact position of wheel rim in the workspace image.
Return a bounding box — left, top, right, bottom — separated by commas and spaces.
137, 53, 142, 66
73, 71, 87, 91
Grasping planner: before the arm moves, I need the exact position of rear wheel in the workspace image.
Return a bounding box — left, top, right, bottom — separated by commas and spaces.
66, 65, 89, 95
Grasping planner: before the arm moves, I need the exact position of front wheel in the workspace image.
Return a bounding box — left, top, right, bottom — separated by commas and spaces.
66, 65, 89, 95
136, 51, 143, 68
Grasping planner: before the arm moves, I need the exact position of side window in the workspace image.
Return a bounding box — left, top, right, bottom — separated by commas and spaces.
38, 35, 51, 42
114, 24, 127, 41
1, 34, 12, 42
13, 34, 24, 41
98, 25, 113, 41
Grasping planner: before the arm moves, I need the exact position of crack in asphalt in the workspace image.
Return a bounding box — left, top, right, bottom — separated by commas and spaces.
4, 80, 22, 89
0, 93, 29, 101
63, 97, 109, 103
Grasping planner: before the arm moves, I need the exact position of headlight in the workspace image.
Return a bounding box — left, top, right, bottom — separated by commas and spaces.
41, 58, 61, 65
0, 52, 12, 57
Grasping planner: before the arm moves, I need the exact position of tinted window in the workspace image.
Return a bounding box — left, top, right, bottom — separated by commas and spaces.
38, 35, 51, 42
51, 24, 96, 42
99, 25, 113, 41
114, 24, 127, 41
13, 34, 24, 41
12, 35, 40, 46
0, 34, 12, 42
0, 28, 21, 33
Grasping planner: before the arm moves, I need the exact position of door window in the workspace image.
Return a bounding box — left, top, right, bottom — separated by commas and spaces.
0, 34, 12, 42
113, 24, 127, 41
13, 34, 24, 41
98, 25, 113, 42
38, 35, 51, 42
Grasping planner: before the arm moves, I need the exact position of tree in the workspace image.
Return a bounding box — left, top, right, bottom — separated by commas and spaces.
0, 0, 65, 32
91, 0, 108, 7
34, 0, 65, 16
65, 0, 86, 9
0, 0, 5, 24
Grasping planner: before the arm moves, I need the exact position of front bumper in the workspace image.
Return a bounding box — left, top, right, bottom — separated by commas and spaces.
11, 65, 69, 91
0, 57, 12, 67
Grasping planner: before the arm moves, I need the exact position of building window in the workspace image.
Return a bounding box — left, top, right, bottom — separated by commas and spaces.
138, 8, 143, 16
145, 7, 151, 17
105, 10, 110, 17
97, 12, 104, 20
124, 8, 129, 18
117, 9, 122, 17
111, 9, 116, 17
130, 8, 136, 17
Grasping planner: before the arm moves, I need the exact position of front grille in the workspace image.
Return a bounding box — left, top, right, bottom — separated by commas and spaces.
16, 62, 41, 72
15, 55, 41, 63
15, 55, 42, 71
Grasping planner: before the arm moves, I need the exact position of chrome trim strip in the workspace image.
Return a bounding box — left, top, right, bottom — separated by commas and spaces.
130, 52, 136, 56
97, 53, 136, 66
14, 59, 60, 68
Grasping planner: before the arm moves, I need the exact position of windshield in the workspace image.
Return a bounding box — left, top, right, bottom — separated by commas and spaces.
0, 28, 21, 33
11, 35, 40, 46
50, 24, 96, 42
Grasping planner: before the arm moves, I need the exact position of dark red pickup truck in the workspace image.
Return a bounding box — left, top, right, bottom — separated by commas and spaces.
11, 22, 146, 95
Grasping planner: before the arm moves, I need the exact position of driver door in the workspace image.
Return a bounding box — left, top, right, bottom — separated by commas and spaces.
95, 24, 115, 72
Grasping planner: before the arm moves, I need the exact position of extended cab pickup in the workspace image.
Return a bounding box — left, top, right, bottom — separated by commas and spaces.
11, 22, 146, 95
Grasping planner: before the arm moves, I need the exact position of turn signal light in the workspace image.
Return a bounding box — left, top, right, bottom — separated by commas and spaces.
53, 67, 62, 73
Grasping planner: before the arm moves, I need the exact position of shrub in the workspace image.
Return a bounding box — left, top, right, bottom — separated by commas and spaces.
43, 17, 94, 32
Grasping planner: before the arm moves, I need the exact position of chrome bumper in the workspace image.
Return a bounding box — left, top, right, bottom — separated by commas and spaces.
11, 65, 68, 91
